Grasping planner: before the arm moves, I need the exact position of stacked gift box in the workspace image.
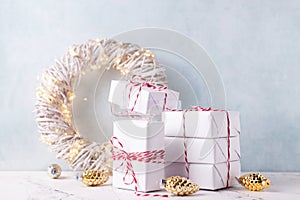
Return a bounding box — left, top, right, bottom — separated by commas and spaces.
108, 79, 241, 192
108, 80, 180, 192
163, 110, 241, 190
112, 120, 165, 192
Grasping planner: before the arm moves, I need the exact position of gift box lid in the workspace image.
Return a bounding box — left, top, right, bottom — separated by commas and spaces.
163, 110, 240, 138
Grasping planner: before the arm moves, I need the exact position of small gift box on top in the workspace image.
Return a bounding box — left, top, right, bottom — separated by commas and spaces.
112, 120, 165, 192
108, 80, 180, 115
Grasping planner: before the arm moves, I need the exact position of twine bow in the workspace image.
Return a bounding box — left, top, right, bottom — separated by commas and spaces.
128, 75, 168, 112
110, 136, 168, 197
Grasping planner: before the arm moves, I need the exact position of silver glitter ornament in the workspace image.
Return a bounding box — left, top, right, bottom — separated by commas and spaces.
48, 164, 62, 179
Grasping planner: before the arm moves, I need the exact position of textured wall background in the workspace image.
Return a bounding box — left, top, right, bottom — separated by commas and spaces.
0, 0, 299, 171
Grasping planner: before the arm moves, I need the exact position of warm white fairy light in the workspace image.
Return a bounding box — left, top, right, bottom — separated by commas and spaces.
34, 39, 167, 173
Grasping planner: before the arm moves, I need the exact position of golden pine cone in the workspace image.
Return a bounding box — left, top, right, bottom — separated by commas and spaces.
238, 173, 270, 191
163, 176, 199, 196
82, 170, 109, 186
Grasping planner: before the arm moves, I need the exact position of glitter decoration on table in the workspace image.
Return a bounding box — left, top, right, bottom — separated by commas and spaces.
238, 173, 271, 191
82, 170, 109, 186
48, 164, 62, 179
163, 176, 199, 196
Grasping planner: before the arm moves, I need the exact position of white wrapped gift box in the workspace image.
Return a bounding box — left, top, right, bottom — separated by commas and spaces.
108, 80, 131, 109
112, 120, 165, 192
108, 80, 180, 115
164, 161, 241, 190
162, 111, 240, 138
164, 136, 240, 164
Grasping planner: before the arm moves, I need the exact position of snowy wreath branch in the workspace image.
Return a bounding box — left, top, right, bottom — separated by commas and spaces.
34, 39, 167, 173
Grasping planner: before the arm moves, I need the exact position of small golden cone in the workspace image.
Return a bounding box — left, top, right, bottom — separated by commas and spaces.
82, 170, 109, 186
238, 173, 270, 191
163, 176, 199, 196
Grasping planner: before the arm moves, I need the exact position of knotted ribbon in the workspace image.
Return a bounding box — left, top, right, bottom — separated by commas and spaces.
110, 136, 168, 197
128, 75, 168, 112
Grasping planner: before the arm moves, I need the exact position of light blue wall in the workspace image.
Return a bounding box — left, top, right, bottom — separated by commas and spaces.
0, 0, 299, 171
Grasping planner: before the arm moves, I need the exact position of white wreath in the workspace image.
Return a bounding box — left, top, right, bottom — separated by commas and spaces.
35, 39, 167, 173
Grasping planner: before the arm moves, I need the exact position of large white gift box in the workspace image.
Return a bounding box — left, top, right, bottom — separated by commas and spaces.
108, 80, 180, 115
163, 109, 241, 190
164, 136, 240, 164
162, 111, 240, 138
164, 161, 241, 190
112, 120, 165, 192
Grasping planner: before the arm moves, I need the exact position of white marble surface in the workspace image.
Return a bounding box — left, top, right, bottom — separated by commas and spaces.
0, 172, 299, 200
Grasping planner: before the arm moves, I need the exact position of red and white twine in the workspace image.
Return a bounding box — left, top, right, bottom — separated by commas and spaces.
128, 75, 168, 112
167, 106, 232, 187
110, 136, 168, 197
182, 110, 189, 178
